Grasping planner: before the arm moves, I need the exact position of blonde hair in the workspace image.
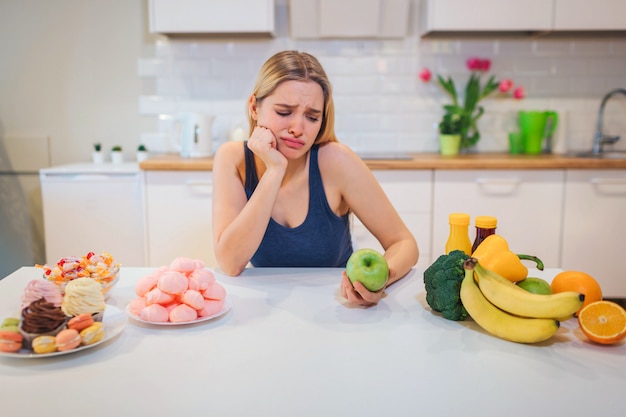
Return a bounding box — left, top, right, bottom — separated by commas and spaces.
248, 50, 337, 144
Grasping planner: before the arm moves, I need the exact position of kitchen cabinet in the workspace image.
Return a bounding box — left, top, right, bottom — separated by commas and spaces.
561, 170, 626, 297
148, 0, 275, 35
431, 170, 565, 267
420, 0, 626, 36
420, 0, 553, 35
40, 164, 146, 267
351, 170, 433, 269
289, 0, 410, 39
144, 171, 216, 267
553, 0, 626, 30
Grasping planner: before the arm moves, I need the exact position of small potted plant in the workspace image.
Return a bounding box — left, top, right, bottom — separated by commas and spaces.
92, 143, 104, 164
136, 144, 149, 162
438, 111, 463, 156
419, 57, 525, 152
111, 145, 123, 164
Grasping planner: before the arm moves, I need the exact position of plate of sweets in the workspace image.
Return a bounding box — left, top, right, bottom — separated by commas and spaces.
0, 276, 126, 358
126, 257, 231, 326
36, 251, 121, 297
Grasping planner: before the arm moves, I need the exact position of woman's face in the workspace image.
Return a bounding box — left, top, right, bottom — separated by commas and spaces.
252, 80, 324, 159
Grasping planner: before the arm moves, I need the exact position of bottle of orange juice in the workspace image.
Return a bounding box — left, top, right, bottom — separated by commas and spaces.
445, 213, 472, 255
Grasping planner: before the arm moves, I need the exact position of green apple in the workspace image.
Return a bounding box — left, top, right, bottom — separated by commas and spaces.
345, 249, 389, 292
516, 277, 552, 295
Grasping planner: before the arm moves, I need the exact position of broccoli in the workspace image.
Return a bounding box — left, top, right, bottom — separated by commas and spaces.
423, 250, 470, 321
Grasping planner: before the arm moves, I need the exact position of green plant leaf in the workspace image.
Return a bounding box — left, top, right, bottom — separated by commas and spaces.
437, 75, 458, 106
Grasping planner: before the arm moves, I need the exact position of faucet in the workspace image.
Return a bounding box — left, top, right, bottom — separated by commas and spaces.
592, 88, 626, 155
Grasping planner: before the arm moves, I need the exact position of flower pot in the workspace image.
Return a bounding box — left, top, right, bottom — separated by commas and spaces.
92, 151, 104, 164
136, 151, 148, 162
439, 134, 461, 156
111, 151, 124, 164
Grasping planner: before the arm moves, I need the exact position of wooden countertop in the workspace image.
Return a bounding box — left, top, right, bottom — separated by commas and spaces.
139, 152, 626, 171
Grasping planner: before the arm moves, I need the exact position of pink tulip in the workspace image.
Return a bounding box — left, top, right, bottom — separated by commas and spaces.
499, 79, 513, 93
479, 59, 491, 72
466, 58, 481, 71
513, 86, 525, 99
419, 68, 432, 82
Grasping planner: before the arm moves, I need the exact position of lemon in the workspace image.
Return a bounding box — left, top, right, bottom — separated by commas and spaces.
517, 277, 552, 295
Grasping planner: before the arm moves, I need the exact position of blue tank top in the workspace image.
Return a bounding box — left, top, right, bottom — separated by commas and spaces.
244, 142, 353, 267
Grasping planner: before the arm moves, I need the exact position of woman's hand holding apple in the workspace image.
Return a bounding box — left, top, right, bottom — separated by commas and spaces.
340, 272, 386, 306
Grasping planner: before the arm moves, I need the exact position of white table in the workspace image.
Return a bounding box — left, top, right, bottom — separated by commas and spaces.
1, 266, 625, 417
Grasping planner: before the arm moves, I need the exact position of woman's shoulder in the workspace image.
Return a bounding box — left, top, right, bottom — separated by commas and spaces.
216, 140, 245, 156
317, 142, 367, 171
214, 140, 246, 163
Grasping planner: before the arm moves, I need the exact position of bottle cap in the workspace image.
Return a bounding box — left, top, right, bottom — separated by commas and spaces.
475, 215, 497, 228
449, 213, 470, 226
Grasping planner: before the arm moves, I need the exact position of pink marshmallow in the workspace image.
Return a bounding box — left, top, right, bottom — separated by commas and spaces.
188, 269, 215, 291
169, 304, 198, 323
140, 304, 169, 322
181, 289, 205, 310
145, 287, 176, 305
163, 302, 180, 313
158, 270, 188, 295
169, 257, 198, 273
135, 274, 158, 297
128, 297, 147, 317
202, 282, 226, 301
198, 299, 225, 317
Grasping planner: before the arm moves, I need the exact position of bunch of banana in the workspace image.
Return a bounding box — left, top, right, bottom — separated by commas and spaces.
460, 258, 584, 344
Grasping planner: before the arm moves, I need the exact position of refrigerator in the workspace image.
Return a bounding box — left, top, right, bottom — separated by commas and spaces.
39, 162, 147, 267
0, 136, 50, 278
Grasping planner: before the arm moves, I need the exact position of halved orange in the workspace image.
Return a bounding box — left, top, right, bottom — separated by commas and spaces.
577, 300, 626, 345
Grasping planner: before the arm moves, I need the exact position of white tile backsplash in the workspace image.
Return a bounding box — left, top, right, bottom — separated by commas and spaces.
138, 1, 626, 155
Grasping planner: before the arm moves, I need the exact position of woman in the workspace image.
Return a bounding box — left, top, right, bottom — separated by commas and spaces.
212, 50, 418, 306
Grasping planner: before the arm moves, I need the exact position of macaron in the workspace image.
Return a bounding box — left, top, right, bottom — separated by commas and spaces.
1, 317, 20, 328
79, 322, 105, 346
32, 335, 57, 354
0, 330, 23, 353
55, 329, 81, 352
67, 313, 95, 332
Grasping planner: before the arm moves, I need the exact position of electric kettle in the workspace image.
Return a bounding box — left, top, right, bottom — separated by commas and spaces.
171, 113, 215, 158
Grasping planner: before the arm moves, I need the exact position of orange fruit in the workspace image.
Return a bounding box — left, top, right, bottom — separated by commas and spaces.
551, 271, 602, 315
577, 301, 626, 345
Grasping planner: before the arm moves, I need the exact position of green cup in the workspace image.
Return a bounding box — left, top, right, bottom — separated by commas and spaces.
519, 111, 558, 155
508, 132, 524, 154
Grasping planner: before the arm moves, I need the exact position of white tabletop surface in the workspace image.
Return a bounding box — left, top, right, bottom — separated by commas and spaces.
1, 266, 625, 417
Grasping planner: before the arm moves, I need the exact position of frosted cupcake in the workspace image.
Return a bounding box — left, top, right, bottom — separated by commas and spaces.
20, 299, 67, 349
21, 279, 63, 308
61, 278, 106, 322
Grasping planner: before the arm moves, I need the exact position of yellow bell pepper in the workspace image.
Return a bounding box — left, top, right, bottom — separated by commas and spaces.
471, 234, 544, 283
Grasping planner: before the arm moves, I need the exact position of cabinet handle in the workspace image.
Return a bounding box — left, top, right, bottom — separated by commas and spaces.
590, 177, 626, 195
590, 178, 626, 185
475, 177, 521, 195
185, 179, 212, 196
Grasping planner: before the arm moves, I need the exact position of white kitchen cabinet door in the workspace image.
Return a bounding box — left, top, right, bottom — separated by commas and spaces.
40, 171, 146, 267
420, 0, 553, 34
289, 0, 410, 39
144, 171, 216, 268
351, 170, 433, 269
432, 170, 565, 267
562, 170, 626, 297
554, 0, 626, 30
148, 0, 275, 35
